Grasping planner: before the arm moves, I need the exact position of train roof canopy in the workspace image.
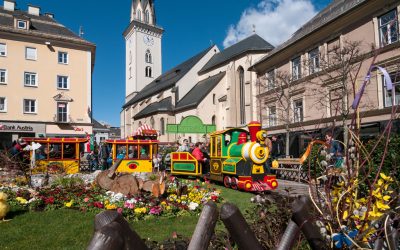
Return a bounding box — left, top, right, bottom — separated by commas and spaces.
209, 128, 248, 136
22, 137, 88, 143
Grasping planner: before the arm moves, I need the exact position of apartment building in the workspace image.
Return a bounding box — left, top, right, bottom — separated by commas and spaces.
0, 1, 96, 149
251, 0, 400, 155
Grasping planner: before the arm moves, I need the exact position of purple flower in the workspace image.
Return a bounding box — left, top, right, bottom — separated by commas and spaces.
149, 206, 162, 215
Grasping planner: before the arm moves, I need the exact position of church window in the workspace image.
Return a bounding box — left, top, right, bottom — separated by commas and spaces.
145, 50, 152, 63
145, 66, 152, 78
129, 51, 132, 65
129, 67, 132, 79
211, 115, 216, 125
150, 116, 155, 128
160, 118, 165, 135
144, 10, 150, 24
238, 66, 245, 124
137, 10, 142, 21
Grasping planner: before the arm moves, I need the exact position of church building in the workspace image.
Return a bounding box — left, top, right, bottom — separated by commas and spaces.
120, 0, 274, 142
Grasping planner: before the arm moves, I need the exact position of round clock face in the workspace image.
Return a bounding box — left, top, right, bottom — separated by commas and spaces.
143, 35, 154, 46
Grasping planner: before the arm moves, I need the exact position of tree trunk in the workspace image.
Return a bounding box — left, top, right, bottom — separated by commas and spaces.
285, 127, 290, 157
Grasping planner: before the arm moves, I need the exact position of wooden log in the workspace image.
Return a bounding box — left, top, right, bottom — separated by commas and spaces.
291, 196, 326, 250
87, 210, 148, 250
220, 203, 263, 250
276, 220, 300, 250
188, 201, 219, 250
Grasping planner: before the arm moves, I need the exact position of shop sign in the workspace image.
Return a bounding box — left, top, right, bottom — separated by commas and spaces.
166, 116, 216, 134
0, 123, 34, 132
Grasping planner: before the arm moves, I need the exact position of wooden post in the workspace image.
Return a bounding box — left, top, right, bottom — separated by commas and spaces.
188, 201, 219, 250
276, 220, 300, 250
87, 210, 148, 250
220, 203, 263, 250
291, 196, 326, 250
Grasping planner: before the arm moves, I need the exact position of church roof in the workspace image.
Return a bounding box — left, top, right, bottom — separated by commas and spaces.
0, 7, 94, 46
92, 118, 109, 131
123, 45, 215, 109
251, 0, 367, 70
133, 97, 173, 119
198, 34, 274, 75
175, 71, 226, 112
132, 0, 153, 10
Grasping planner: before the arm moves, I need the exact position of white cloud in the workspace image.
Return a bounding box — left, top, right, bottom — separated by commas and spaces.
223, 0, 317, 48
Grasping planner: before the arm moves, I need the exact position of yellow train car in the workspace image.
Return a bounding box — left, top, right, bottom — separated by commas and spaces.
106, 139, 158, 173
24, 137, 87, 174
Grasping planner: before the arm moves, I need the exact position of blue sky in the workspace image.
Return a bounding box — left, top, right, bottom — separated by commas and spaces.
15, 0, 331, 126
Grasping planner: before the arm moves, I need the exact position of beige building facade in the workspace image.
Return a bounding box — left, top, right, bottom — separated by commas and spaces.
250, 0, 400, 155
0, 1, 96, 149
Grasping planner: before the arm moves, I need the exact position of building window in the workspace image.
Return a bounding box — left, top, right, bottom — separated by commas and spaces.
0, 43, 6, 56
25, 47, 37, 60
129, 51, 132, 65
145, 50, 152, 63
57, 75, 69, 89
24, 72, 37, 87
150, 117, 155, 128
160, 118, 165, 135
57, 102, 68, 122
329, 88, 343, 117
383, 72, 400, 107
269, 106, 277, 127
267, 70, 275, 89
145, 66, 152, 77
292, 57, 301, 80
144, 10, 150, 23
23, 99, 36, 114
129, 67, 132, 79
293, 99, 303, 122
58, 52, 68, 64
0, 97, 6, 112
309, 48, 320, 74
17, 20, 27, 29
213, 94, 216, 105
0, 69, 7, 84
211, 115, 216, 125
238, 67, 245, 124
379, 9, 399, 47
137, 10, 141, 21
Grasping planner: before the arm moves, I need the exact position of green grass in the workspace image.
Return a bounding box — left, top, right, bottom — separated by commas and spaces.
0, 185, 255, 249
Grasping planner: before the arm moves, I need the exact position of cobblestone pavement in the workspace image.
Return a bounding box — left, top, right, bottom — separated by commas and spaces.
269, 179, 311, 197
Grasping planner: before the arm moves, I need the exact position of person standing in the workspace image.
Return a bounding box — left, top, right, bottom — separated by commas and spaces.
325, 131, 343, 168
270, 135, 284, 159
192, 142, 208, 174
99, 142, 110, 170
177, 139, 190, 152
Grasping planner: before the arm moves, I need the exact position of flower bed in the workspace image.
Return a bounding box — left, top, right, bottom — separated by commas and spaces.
1, 178, 222, 221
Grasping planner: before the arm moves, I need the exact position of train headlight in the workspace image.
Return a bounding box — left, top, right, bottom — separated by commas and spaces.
271, 181, 278, 188
245, 182, 252, 190
272, 160, 279, 169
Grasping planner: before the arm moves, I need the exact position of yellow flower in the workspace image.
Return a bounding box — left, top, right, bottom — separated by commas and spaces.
342, 210, 349, 220
380, 173, 393, 182
106, 204, 117, 210
64, 200, 74, 208
369, 205, 383, 219
16, 197, 28, 204
376, 201, 390, 210
383, 195, 391, 201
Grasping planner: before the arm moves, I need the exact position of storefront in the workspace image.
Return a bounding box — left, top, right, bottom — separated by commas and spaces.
45, 124, 93, 138
0, 122, 46, 150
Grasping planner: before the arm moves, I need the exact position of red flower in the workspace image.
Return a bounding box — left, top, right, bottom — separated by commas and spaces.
211, 195, 218, 201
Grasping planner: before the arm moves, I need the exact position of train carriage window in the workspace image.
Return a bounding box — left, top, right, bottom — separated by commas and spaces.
116, 145, 127, 159
224, 134, 231, 146
216, 136, 222, 157
63, 143, 76, 159
140, 145, 150, 159
128, 145, 138, 159
36, 144, 48, 160
211, 136, 216, 157
48, 143, 62, 159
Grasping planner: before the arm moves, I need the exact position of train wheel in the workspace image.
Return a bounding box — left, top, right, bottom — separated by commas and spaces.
231, 177, 238, 190
223, 176, 231, 188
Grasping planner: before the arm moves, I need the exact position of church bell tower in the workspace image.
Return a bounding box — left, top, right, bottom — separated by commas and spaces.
124, 0, 163, 102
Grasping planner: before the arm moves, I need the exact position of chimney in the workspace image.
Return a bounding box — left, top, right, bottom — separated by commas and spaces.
28, 4, 40, 16
45, 13, 54, 18
4, 0, 15, 11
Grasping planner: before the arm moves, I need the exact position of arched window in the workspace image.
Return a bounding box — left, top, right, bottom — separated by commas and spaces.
129, 51, 132, 65
145, 66, 152, 77
145, 50, 152, 63
160, 118, 165, 135
137, 10, 141, 21
150, 116, 155, 128
144, 10, 150, 23
211, 115, 216, 125
238, 67, 245, 124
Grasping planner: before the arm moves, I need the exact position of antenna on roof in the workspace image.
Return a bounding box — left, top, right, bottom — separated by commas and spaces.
252, 24, 256, 34
79, 25, 84, 37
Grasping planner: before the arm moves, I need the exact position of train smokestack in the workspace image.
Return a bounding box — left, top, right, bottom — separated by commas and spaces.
247, 121, 261, 142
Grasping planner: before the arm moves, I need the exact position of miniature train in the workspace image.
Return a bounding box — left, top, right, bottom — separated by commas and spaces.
170, 121, 278, 192
24, 122, 278, 192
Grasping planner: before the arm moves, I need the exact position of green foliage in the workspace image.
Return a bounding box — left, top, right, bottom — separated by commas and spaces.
51, 176, 84, 189
363, 134, 400, 190
302, 145, 325, 178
